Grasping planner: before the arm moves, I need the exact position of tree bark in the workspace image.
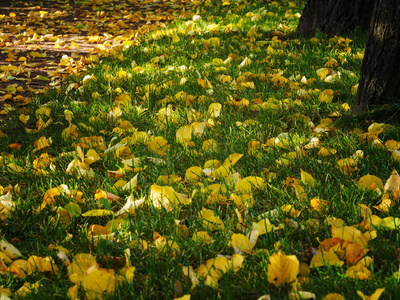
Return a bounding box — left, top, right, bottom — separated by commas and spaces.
355, 0, 400, 111
295, 0, 374, 37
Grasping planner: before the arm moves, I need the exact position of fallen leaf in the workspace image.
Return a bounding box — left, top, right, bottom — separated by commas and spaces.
267, 250, 299, 286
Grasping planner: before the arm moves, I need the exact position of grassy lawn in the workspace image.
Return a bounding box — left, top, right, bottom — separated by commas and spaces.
1, 0, 400, 299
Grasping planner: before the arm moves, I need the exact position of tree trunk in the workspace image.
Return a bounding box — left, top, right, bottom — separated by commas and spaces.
295, 0, 374, 37
355, 0, 400, 111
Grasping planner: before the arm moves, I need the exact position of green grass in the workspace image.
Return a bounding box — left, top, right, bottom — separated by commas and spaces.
1, 0, 400, 299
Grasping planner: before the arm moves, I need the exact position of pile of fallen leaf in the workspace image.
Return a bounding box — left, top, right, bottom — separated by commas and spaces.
0, 0, 191, 112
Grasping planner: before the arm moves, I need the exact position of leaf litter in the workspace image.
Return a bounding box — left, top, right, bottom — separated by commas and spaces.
0, 0, 399, 299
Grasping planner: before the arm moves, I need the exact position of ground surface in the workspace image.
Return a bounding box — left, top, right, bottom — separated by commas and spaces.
0, 0, 190, 110
1, 0, 400, 299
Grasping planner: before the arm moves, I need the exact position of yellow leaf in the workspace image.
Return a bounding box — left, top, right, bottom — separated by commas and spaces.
7, 163, 24, 173
185, 21, 194, 34
197, 78, 207, 88
228, 97, 250, 107
115, 70, 128, 79
322, 294, 345, 300
281, 204, 302, 217
82, 270, 116, 298
197, 261, 218, 279
0, 287, 11, 297
185, 166, 203, 183
115, 195, 145, 217
289, 291, 316, 300
132, 66, 145, 73
210, 165, 230, 179
234, 176, 264, 194
158, 175, 181, 185
231, 233, 255, 254
8, 143, 21, 151
172, 34, 180, 43
208, 103, 222, 118
19, 114, 30, 124
30, 51, 46, 58
345, 264, 372, 280
10, 259, 31, 276
274, 132, 292, 148
77, 136, 105, 151
174, 295, 191, 300
15, 281, 41, 297
257, 295, 271, 300
368, 122, 393, 134
124, 266, 136, 281
239, 81, 255, 89
232, 193, 255, 209
358, 174, 383, 190
36, 75, 50, 81
192, 231, 212, 244
267, 250, 299, 286
357, 288, 385, 300
378, 216, 400, 230
318, 147, 337, 156
43, 185, 68, 206
199, 208, 225, 231
318, 89, 334, 103
82, 209, 114, 217
153, 233, 180, 254
310, 198, 328, 212
384, 169, 400, 192
252, 218, 278, 235
316, 68, 330, 80
337, 158, 358, 175
176, 125, 192, 144
211, 254, 244, 275
385, 140, 400, 150
147, 137, 169, 156
85, 149, 101, 165
62, 124, 79, 140
150, 184, 190, 211
239, 57, 252, 68
351, 84, 359, 95
231, 254, 245, 272
310, 248, 344, 268
331, 226, 368, 247
202, 139, 218, 152
391, 149, 400, 162
300, 169, 315, 187
0, 240, 22, 259
211, 256, 231, 277
122, 173, 138, 191
359, 204, 372, 218
115, 93, 132, 106
33, 136, 51, 152
205, 37, 220, 47
293, 183, 307, 201
204, 275, 218, 287
191, 122, 206, 136
373, 197, 392, 213
68, 253, 99, 284
27, 255, 58, 273
212, 58, 224, 66
113, 180, 127, 190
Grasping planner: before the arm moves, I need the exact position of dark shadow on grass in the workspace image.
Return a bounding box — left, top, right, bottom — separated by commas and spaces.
335, 97, 400, 131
